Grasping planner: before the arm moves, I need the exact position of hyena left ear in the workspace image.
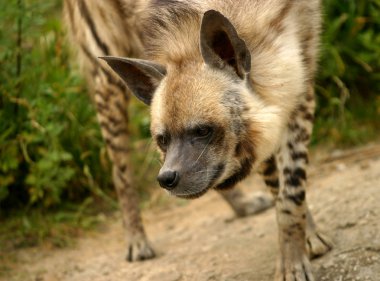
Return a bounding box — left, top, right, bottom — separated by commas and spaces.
200, 10, 251, 79
99, 56, 166, 105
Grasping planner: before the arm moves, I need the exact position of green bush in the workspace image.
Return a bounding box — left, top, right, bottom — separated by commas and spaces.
315, 0, 380, 145
0, 0, 114, 211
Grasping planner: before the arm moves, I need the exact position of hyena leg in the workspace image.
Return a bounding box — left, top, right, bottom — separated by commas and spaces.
94, 73, 155, 262
273, 92, 331, 280
261, 155, 332, 260
63, 0, 152, 261
218, 188, 273, 217
274, 131, 313, 280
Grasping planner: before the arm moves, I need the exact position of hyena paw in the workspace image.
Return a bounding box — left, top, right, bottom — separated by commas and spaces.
306, 230, 333, 259
126, 238, 156, 262
275, 255, 314, 281
236, 191, 274, 217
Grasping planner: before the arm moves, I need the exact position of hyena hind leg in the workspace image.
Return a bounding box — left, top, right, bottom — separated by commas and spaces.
218, 188, 274, 217
63, 0, 154, 262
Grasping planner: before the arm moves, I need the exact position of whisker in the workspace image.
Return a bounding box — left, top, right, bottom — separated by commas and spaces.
194, 138, 212, 164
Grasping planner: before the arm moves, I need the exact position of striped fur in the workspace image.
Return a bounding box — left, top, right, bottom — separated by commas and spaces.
64, 0, 332, 279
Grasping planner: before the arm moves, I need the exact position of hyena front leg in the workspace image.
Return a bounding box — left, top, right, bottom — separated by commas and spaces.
271, 93, 331, 280
261, 154, 332, 262
274, 129, 313, 280
94, 70, 155, 262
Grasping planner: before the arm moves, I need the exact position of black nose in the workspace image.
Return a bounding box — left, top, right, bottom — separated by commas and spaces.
157, 170, 179, 190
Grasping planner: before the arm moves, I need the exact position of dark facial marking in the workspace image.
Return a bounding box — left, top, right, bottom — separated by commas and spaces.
215, 157, 253, 190
156, 133, 170, 151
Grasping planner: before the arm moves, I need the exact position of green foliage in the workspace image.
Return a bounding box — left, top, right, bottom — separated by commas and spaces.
315, 0, 380, 145
0, 0, 114, 212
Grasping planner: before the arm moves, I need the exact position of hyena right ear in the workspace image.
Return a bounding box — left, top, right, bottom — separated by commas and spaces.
99, 56, 166, 105
200, 10, 251, 79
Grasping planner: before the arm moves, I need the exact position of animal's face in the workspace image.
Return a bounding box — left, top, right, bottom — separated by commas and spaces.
150, 64, 257, 198
101, 10, 280, 198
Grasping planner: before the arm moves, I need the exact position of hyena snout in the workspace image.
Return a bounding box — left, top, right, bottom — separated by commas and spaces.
157, 169, 180, 190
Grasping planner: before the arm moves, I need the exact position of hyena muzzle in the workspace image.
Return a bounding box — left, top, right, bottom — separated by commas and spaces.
65, 0, 333, 280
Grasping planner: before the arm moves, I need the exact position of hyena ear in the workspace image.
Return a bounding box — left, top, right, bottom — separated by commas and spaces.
200, 10, 251, 79
99, 56, 166, 105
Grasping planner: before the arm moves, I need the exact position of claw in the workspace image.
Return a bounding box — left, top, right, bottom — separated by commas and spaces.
126, 239, 156, 262
306, 231, 333, 259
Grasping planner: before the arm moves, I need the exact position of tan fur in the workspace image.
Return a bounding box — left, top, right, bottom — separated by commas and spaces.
64, 0, 331, 279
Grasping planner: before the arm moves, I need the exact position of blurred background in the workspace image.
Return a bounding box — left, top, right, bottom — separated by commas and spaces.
0, 0, 379, 271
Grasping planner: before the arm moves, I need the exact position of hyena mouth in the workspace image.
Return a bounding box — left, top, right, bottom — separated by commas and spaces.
175, 188, 210, 199
173, 163, 225, 199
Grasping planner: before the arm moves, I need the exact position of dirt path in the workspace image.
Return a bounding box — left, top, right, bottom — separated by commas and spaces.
3, 144, 380, 281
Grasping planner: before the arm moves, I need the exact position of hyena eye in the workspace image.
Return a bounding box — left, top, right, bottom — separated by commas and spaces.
156, 134, 169, 151
195, 126, 212, 138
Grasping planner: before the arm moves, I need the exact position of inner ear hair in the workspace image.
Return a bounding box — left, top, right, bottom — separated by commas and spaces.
200, 10, 251, 79
99, 56, 166, 105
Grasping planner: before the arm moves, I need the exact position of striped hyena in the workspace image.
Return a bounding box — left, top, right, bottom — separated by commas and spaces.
63, 0, 274, 263
66, 0, 333, 279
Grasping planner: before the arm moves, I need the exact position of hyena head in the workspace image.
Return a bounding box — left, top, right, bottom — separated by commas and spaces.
101, 10, 280, 198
